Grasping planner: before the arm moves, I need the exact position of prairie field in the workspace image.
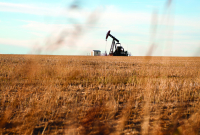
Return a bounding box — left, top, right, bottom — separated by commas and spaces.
0, 55, 200, 135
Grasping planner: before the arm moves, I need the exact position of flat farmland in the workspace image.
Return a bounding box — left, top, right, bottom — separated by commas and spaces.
0, 55, 200, 135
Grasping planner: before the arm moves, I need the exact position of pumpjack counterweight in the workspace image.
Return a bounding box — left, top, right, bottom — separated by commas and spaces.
106, 30, 128, 56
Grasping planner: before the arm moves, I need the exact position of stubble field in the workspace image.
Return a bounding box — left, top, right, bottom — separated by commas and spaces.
0, 55, 200, 135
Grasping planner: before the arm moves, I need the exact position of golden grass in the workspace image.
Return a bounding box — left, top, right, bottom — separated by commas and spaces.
0, 55, 200, 134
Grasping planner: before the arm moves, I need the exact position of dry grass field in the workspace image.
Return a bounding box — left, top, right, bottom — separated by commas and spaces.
0, 55, 200, 135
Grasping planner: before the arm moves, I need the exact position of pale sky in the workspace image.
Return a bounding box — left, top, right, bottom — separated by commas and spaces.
0, 0, 200, 56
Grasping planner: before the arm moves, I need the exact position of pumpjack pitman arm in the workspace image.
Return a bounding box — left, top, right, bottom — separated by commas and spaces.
106, 30, 119, 43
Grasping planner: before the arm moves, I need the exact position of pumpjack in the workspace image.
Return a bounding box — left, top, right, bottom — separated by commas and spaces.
106, 30, 128, 56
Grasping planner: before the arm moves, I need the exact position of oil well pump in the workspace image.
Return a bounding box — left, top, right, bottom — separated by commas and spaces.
106, 30, 128, 56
